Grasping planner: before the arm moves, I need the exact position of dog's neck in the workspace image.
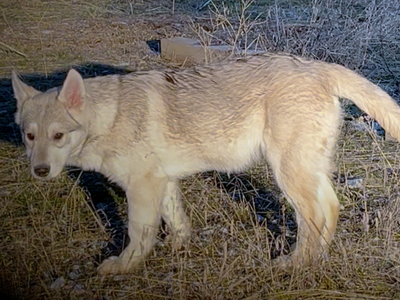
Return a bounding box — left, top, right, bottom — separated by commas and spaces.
85, 89, 118, 137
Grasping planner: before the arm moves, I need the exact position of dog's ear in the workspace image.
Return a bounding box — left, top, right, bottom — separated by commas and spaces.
58, 69, 85, 112
11, 70, 41, 125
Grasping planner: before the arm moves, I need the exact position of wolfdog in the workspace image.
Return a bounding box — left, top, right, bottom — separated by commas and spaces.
12, 54, 400, 274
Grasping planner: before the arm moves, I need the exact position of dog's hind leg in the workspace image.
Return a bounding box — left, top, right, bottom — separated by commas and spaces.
98, 172, 167, 275
278, 170, 339, 267
161, 179, 191, 249
265, 135, 340, 268
316, 172, 340, 253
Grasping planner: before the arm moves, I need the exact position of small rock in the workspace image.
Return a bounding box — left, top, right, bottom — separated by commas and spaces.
68, 270, 79, 280
346, 280, 356, 289
347, 177, 363, 189
113, 275, 128, 281
221, 227, 229, 234
67, 266, 81, 280
0, 190, 10, 196
50, 277, 65, 290
85, 261, 93, 267
156, 240, 165, 247
72, 283, 85, 294
200, 228, 214, 237
285, 230, 296, 238
228, 250, 236, 256
256, 214, 265, 223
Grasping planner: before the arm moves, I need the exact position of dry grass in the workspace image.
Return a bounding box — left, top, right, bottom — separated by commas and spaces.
1, 0, 400, 299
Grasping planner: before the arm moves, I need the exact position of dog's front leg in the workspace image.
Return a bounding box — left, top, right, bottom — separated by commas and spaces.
98, 173, 167, 275
161, 179, 191, 249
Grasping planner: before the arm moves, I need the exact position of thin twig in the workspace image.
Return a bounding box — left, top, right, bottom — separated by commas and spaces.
0, 41, 27, 58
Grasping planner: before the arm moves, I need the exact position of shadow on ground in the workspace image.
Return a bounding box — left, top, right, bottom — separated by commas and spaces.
208, 172, 297, 258
0, 64, 296, 263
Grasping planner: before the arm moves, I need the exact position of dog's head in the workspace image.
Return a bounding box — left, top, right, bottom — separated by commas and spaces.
12, 69, 89, 180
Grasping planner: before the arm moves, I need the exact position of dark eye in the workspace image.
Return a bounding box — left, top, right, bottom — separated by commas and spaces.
26, 133, 35, 141
54, 133, 64, 140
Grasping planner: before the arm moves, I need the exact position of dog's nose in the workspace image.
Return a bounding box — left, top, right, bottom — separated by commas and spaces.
34, 165, 50, 177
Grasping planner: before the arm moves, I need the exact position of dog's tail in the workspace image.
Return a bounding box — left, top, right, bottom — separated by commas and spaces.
329, 63, 400, 141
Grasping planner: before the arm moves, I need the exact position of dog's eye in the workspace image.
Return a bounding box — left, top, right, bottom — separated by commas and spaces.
26, 133, 35, 141
54, 133, 64, 140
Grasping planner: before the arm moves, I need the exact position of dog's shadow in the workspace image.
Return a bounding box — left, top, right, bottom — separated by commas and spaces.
206, 172, 297, 258
0, 64, 296, 263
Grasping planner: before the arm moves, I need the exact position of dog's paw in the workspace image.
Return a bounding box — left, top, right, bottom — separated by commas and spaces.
165, 233, 190, 251
98, 256, 134, 275
98, 254, 144, 275
98, 256, 122, 275
273, 253, 318, 270
272, 255, 295, 269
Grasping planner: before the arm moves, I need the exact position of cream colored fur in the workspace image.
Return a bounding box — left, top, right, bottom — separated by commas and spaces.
12, 54, 400, 274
